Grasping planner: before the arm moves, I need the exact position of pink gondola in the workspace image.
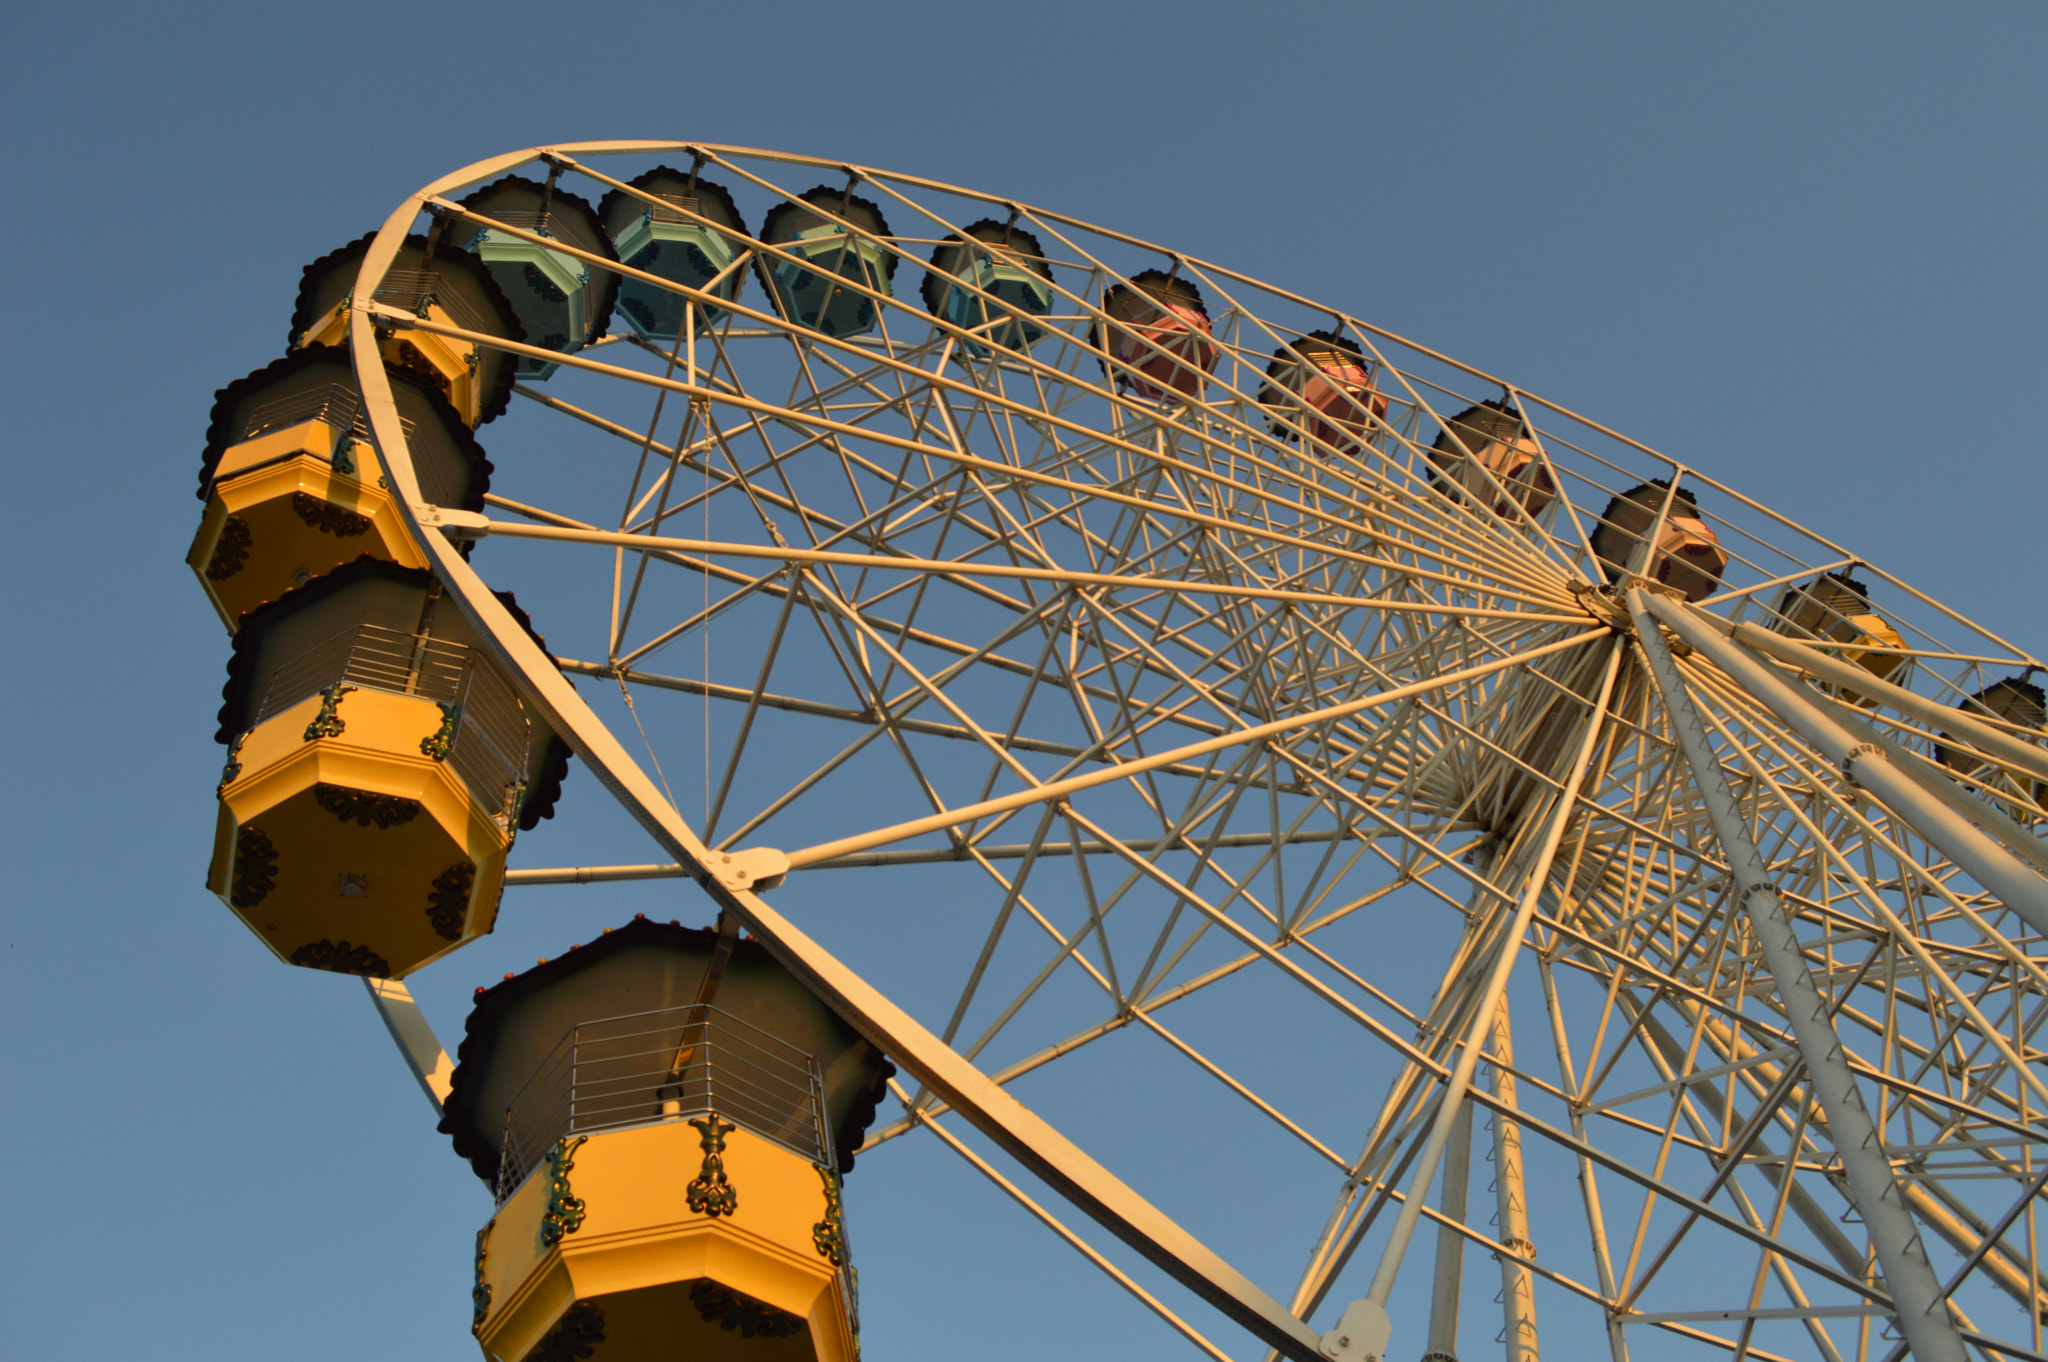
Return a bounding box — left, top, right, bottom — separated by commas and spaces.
1591, 480, 1729, 603
1258, 330, 1387, 455
1095, 271, 1218, 401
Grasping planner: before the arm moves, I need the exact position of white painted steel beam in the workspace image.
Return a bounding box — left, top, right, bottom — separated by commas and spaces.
1627, 586, 1967, 1362
1642, 591, 2048, 938
503, 830, 1354, 884
1626, 1306, 1888, 1325
1421, 1099, 1472, 1362
1727, 620, 2048, 787
363, 978, 454, 1115
1822, 704, 2048, 878
1487, 996, 1540, 1362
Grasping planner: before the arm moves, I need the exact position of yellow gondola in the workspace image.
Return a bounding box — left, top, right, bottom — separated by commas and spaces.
187, 350, 492, 629
290, 231, 524, 428
206, 559, 569, 977
1769, 571, 1909, 705
446, 919, 894, 1362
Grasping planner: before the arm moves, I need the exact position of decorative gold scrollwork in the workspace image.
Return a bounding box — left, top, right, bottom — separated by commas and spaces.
288, 939, 391, 977
303, 683, 356, 741
492, 778, 529, 847
687, 1115, 738, 1218
427, 862, 475, 941
218, 732, 247, 795
206, 516, 253, 580
313, 782, 421, 828
420, 702, 459, 759
392, 341, 451, 399
812, 1164, 847, 1266
689, 1281, 804, 1339
470, 1224, 492, 1335
527, 1300, 604, 1362
230, 824, 278, 908
291, 491, 372, 538
540, 1137, 587, 1248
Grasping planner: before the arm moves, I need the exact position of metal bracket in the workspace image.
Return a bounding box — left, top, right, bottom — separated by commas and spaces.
707, 847, 790, 893
414, 506, 492, 541
1319, 1298, 1393, 1361
1579, 578, 1690, 651
1566, 579, 1644, 635
1619, 574, 1687, 602
1841, 742, 1885, 789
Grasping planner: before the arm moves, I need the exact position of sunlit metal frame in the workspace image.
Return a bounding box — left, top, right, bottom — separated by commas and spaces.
337, 142, 2048, 1362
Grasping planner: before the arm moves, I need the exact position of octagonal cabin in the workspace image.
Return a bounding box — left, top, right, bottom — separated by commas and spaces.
1427, 399, 1557, 519
187, 350, 493, 630
457, 176, 620, 381
1590, 480, 1728, 603
758, 188, 896, 340
1769, 571, 1908, 702
600, 167, 749, 341
1257, 330, 1387, 457
921, 219, 1054, 356
206, 558, 570, 978
1094, 270, 1217, 403
291, 231, 523, 428
443, 918, 895, 1362
1937, 677, 2048, 812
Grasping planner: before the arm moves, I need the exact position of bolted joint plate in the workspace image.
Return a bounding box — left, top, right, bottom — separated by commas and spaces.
1840, 741, 1886, 789
414, 506, 492, 541
1319, 1299, 1392, 1362
707, 847, 791, 894
1566, 579, 1630, 627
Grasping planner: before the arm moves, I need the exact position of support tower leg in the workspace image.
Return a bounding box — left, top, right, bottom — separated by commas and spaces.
1488, 996, 1539, 1362
1422, 1098, 1474, 1362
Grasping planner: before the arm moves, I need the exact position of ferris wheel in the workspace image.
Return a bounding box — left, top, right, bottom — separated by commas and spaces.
188, 141, 2048, 1362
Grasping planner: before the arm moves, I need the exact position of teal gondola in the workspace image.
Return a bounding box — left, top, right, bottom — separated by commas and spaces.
921, 219, 1054, 356
599, 167, 749, 341
757, 187, 896, 339
457, 175, 619, 380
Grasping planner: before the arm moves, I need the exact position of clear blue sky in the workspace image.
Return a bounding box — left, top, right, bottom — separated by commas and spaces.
2, 4, 2043, 1360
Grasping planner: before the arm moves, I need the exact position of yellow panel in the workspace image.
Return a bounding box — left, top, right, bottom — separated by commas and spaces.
213, 689, 510, 977
188, 439, 426, 631
1833, 614, 1910, 706
478, 1123, 856, 1362
212, 417, 344, 485
476, 1168, 573, 1362
297, 308, 485, 427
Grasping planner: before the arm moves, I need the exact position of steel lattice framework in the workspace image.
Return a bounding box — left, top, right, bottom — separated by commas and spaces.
342, 142, 2048, 1362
